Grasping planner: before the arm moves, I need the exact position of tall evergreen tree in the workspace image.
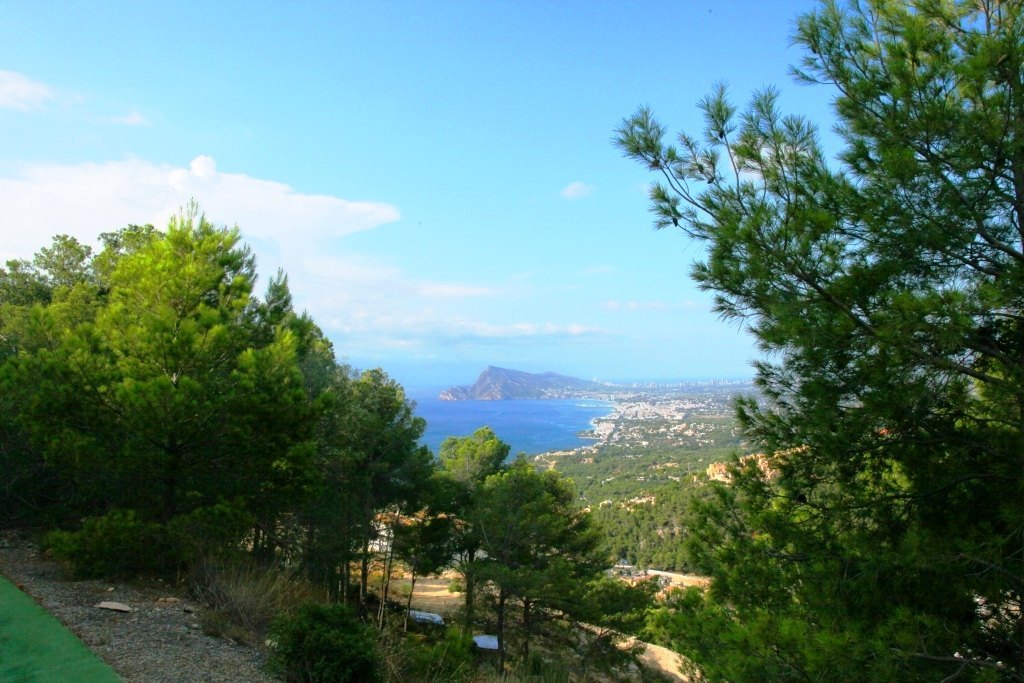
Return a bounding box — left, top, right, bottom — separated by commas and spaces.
472, 459, 601, 672
6, 207, 318, 556
0, 235, 98, 526
438, 426, 511, 633
618, 1, 1024, 680
325, 367, 432, 605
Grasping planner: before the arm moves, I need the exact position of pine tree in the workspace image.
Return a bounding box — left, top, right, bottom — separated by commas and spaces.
618, 1, 1024, 679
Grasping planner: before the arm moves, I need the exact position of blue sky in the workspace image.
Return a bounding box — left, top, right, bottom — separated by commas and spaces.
0, 0, 835, 389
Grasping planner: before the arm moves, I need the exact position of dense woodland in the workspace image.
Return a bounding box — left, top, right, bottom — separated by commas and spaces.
551, 442, 738, 572
3, 0, 1024, 681
0, 210, 654, 681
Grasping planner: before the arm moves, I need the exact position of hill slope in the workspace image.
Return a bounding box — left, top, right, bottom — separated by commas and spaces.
438, 366, 606, 400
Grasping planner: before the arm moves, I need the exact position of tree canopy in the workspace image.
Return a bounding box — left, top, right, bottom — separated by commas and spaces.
0, 207, 434, 600
0, 209, 654, 675
618, 0, 1024, 680
471, 459, 603, 672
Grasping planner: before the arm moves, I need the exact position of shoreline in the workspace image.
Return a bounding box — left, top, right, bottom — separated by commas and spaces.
416, 397, 617, 456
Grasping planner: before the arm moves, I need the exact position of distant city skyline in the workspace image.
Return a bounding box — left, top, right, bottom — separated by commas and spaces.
0, 1, 834, 388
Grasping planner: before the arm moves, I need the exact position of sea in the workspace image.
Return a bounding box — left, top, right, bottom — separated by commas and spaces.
410, 392, 614, 457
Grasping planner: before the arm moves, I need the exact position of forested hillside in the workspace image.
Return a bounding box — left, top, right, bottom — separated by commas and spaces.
550, 438, 738, 572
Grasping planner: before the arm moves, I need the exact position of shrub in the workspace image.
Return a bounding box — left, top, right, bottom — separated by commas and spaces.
44, 508, 172, 578
399, 627, 476, 682
268, 602, 382, 683
167, 501, 254, 561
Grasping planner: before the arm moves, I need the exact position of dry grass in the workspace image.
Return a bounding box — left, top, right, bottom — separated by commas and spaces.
188, 557, 325, 641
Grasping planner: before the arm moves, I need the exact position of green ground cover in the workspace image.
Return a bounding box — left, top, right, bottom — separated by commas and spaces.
0, 576, 120, 682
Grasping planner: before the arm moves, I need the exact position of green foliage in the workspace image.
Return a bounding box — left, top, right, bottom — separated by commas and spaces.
618, 0, 1024, 679
296, 364, 433, 602
550, 415, 742, 572
0, 386, 71, 528
471, 459, 605, 671
435, 427, 511, 635
0, 234, 106, 528
587, 475, 719, 571
268, 603, 382, 683
579, 575, 659, 637
558, 442, 735, 500
394, 627, 476, 682
44, 509, 173, 578
3, 205, 325, 564
167, 501, 256, 561
0, 208, 466, 675
439, 426, 510, 487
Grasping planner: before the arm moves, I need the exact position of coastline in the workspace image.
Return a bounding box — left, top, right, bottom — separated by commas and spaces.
416, 397, 615, 456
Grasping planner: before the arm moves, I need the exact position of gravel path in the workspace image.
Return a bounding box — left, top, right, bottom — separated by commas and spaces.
0, 533, 276, 683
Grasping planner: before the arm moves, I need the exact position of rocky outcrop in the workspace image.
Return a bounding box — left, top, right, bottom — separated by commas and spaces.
439, 366, 605, 400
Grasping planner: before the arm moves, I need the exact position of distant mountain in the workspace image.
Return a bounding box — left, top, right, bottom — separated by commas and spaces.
438, 366, 606, 400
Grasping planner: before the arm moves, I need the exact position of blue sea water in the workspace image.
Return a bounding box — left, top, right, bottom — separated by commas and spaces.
411, 395, 613, 457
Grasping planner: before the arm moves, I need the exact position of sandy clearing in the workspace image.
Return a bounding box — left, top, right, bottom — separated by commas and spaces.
405, 576, 462, 616
640, 569, 710, 589
403, 574, 690, 681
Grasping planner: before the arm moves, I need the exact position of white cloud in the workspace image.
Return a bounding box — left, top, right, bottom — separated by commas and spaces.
0, 70, 54, 110
0, 154, 602, 366
580, 264, 616, 275
560, 181, 593, 199
602, 299, 698, 312
459, 321, 601, 338
0, 155, 400, 262
285, 251, 597, 349
417, 283, 496, 298
112, 109, 148, 126
323, 311, 605, 355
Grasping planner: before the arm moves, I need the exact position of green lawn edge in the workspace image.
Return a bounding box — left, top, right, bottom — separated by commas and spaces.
0, 576, 121, 682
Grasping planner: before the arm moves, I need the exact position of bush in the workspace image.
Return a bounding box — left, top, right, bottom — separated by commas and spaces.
167, 501, 254, 561
398, 627, 476, 682
268, 602, 382, 683
44, 508, 172, 578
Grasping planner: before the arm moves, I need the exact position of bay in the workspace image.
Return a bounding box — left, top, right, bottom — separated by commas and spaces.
411, 395, 613, 457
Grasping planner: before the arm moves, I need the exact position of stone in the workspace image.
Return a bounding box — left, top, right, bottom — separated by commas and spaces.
95, 601, 132, 612
473, 634, 499, 650
409, 610, 444, 625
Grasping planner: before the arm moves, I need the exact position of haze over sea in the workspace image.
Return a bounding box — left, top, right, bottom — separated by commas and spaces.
410, 391, 613, 457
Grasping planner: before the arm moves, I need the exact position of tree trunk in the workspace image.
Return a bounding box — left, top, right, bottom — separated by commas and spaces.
496, 588, 507, 674
404, 572, 417, 632
521, 597, 531, 664
341, 506, 352, 603
359, 503, 374, 607
460, 550, 476, 636
377, 526, 395, 630
360, 534, 371, 607
463, 568, 475, 635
